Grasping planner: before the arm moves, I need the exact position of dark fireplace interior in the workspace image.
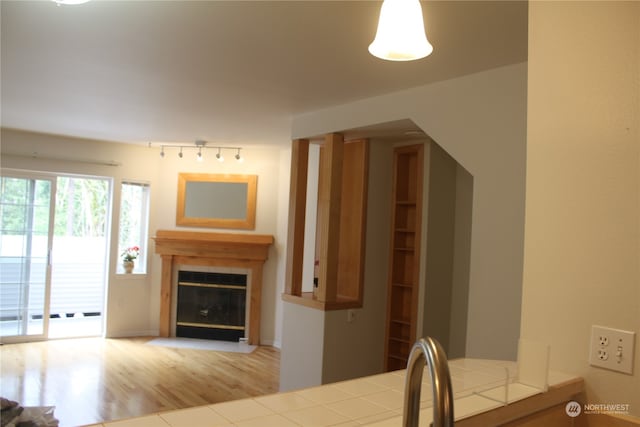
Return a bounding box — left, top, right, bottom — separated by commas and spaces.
176, 271, 247, 341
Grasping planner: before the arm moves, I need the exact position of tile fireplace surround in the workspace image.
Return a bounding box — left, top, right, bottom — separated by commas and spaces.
153, 230, 274, 345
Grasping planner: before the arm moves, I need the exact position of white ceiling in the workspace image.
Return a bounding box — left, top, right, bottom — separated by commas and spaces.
1, 1, 527, 147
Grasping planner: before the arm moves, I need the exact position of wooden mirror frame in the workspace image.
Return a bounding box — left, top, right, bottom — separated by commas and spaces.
176, 173, 257, 229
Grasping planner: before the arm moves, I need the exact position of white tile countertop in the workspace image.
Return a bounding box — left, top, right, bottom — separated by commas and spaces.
84, 359, 583, 427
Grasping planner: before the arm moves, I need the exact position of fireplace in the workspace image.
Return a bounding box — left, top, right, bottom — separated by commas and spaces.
176, 271, 247, 341
153, 230, 274, 345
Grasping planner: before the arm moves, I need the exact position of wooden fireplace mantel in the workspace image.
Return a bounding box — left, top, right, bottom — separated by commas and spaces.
153, 230, 274, 345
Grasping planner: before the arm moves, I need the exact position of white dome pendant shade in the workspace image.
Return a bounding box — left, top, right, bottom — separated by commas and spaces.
51, 0, 91, 5
369, 0, 433, 61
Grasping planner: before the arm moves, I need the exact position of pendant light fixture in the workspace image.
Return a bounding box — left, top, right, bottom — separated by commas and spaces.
369, 0, 433, 61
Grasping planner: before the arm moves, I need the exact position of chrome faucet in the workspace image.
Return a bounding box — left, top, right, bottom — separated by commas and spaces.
403, 337, 454, 427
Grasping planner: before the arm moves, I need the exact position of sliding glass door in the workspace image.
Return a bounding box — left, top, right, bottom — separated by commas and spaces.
49, 176, 109, 338
0, 173, 55, 341
1, 172, 110, 341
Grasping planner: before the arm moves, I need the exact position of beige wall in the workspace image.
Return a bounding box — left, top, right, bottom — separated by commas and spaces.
149, 139, 284, 345
1, 129, 162, 336
522, 0, 639, 416
279, 300, 326, 391
0, 128, 286, 345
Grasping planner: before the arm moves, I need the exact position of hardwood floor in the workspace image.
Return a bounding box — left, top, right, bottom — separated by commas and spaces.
0, 337, 280, 427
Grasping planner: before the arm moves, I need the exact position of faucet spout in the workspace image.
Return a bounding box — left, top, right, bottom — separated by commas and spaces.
403, 337, 454, 427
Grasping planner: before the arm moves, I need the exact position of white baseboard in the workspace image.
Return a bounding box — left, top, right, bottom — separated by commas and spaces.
261, 339, 282, 349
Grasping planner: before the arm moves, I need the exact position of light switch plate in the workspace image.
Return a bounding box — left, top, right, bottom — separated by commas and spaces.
589, 325, 635, 374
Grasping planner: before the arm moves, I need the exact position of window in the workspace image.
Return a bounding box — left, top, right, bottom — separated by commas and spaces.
118, 181, 150, 274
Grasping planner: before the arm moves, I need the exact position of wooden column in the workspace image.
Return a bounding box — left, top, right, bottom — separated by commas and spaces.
159, 254, 174, 337
248, 261, 263, 345
284, 139, 309, 296
316, 133, 344, 302
337, 139, 369, 301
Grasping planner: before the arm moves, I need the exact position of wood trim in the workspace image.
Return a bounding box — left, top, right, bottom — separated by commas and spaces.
316, 133, 343, 302
577, 413, 640, 427
410, 145, 424, 343
284, 139, 309, 296
176, 173, 257, 230
337, 139, 369, 302
153, 230, 274, 345
155, 230, 272, 260
159, 254, 174, 337
282, 135, 368, 311
155, 230, 273, 246
172, 256, 264, 269
282, 292, 362, 311
248, 261, 264, 345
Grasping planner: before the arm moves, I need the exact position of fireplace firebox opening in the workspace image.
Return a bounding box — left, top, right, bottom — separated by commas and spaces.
176, 271, 247, 341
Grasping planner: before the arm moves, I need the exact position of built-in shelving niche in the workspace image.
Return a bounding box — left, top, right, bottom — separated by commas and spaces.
384, 144, 424, 371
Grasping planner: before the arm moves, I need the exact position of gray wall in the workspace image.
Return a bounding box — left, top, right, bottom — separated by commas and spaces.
420, 142, 458, 353
449, 165, 473, 358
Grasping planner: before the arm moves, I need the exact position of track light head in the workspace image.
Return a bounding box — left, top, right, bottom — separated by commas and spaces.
235, 148, 244, 163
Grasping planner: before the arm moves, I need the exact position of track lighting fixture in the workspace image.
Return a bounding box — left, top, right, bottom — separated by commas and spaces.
196, 140, 205, 161
148, 140, 245, 163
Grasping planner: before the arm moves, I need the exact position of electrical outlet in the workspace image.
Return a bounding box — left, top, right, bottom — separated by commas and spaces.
589, 325, 636, 374
347, 309, 355, 323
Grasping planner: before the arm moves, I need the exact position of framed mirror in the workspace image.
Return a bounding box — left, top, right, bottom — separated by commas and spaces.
176, 173, 257, 229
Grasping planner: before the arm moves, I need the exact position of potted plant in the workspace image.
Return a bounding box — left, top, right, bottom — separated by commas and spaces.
121, 246, 140, 274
